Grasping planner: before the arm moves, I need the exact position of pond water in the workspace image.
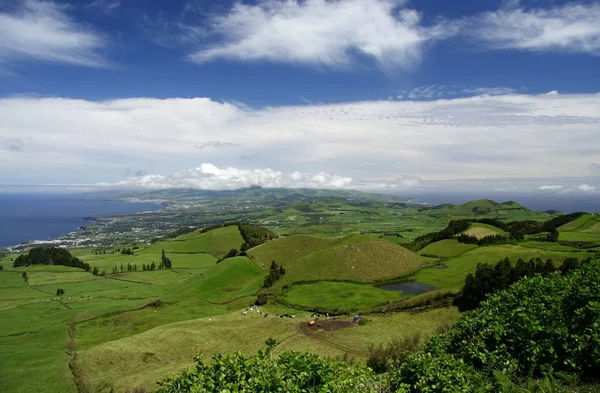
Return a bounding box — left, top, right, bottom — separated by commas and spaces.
376, 281, 439, 295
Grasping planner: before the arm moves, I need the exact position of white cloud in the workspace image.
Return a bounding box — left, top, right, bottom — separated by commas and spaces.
0, 0, 108, 68
538, 185, 564, 191
577, 184, 596, 192
189, 0, 456, 69
469, 3, 600, 54
1, 92, 600, 187
113, 163, 353, 190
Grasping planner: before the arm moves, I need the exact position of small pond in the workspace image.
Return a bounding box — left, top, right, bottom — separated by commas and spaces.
376, 281, 439, 295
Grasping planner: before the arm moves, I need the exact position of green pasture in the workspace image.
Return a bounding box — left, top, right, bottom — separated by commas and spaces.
280, 281, 405, 313
175, 256, 264, 303
462, 222, 508, 239
418, 239, 478, 258
414, 244, 589, 290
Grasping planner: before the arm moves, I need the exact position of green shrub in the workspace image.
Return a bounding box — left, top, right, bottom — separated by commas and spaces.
155, 342, 380, 393
391, 352, 490, 393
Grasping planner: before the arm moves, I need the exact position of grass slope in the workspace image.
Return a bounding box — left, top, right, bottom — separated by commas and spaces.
558, 214, 600, 243
175, 256, 264, 303
280, 281, 405, 313
418, 239, 478, 258
274, 236, 424, 287
461, 222, 508, 239
144, 225, 244, 258
247, 235, 335, 269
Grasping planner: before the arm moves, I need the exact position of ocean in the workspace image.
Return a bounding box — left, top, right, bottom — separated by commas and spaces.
0, 193, 162, 247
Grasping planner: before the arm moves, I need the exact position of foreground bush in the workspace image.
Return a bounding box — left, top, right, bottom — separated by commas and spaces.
396, 260, 600, 393
155, 342, 382, 393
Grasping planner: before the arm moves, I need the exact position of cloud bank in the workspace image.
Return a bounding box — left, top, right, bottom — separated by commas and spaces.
1, 92, 600, 188
0, 0, 108, 68
114, 163, 353, 190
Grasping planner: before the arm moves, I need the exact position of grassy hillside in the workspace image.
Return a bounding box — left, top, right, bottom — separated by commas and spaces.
174, 256, 264, 303
558, 214, 600, 243
418, 239, 478, 258
270, 236, 424, 287
247, 235, 335, 269
461, 222, 508, 239
144, 225, 244, 258
280, 281, 405, 313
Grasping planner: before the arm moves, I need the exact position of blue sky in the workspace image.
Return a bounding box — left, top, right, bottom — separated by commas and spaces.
1, 0, 599, 194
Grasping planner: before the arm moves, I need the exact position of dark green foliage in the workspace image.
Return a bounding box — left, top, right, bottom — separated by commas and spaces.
121, 248, 134, 255
455, 257, 562, 311
22, 272, 28, 282
263, 261, 285, 288
238, 224, 277, 248
0, 265, 3, 271
161, 250, 172, 269
432, 261, 600, 380
507, 212, 585, 238
560, 258, 581, 275
155, 341, 377, 393
254, 294, 268, 306
56, 288, 65, 296
367, 333, 422, 373
391, 352, 489, 393
13, 247, 90, 272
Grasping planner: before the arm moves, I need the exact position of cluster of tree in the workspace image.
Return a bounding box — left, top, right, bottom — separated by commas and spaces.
506, 212, 584, 237
217, 248, 239, 263
55, 288, 65, 296
13, 247, 91, 272
0, 265, 3, 272
112, 263, 138, 273
407, 220, 473, 251
455, 233, 514, 246
91, 267, 105, 276
263, 261, 286, 288
454, 256, 588, 311
239, 224, 278, 249
93, 249, 107, 255
161, 250, 172, 269
121, 248, 134, 255
156, 259, 600, 393
406, 213, 587, 252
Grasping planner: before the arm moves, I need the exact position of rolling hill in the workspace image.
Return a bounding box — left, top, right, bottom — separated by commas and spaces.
249, 234, 425, 287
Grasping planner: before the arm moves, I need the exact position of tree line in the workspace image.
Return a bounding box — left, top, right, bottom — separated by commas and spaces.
454, 256, 589, 311
406, 212, 587, 252
239, 224, 278, 250
13, 247, 91, 272
263, 261, 286, 288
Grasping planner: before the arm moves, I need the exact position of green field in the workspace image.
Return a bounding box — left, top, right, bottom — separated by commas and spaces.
418, 239, 478, 258
462, 222, 507, 239
558, 214, 600, 243
414, 244, 589, 290
280, 281, 405, 313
